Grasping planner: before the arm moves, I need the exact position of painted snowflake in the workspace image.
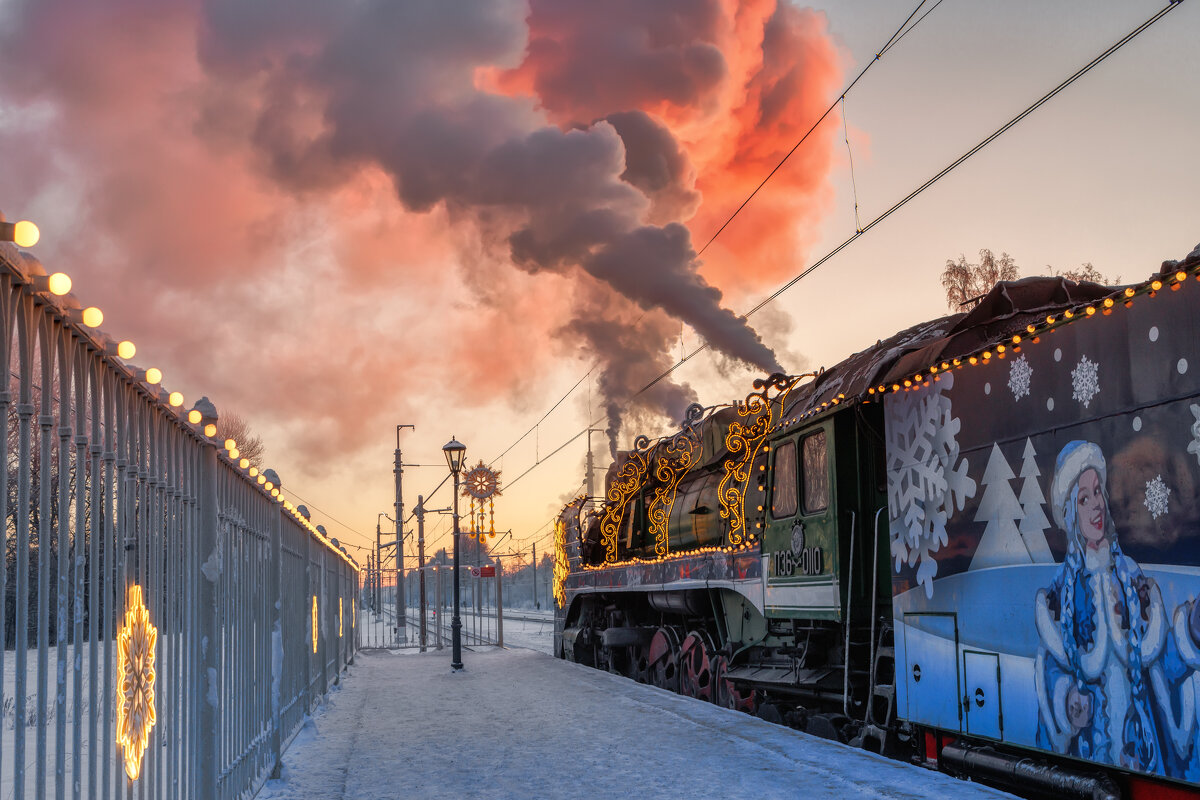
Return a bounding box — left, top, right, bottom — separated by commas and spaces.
1071, 355, 1100, 408
885, 371, 977, 598
1144, 474, 1170, 520
1008, 355, 1032, 401
1187, 404, 1200, 467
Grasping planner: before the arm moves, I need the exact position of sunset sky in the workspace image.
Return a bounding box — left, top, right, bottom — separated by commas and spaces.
0, 0, 1195, 565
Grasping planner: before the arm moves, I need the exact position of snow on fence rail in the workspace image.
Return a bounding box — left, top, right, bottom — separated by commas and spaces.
0, 241, 360, 800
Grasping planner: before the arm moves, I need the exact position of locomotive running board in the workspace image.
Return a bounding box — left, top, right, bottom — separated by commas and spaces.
723, 664, 839, 688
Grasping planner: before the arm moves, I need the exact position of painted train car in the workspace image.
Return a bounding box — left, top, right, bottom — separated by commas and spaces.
553, 243, 1200, 799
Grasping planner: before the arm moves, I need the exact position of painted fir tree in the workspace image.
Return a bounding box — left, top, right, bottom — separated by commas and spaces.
970, 443, 1032, 570
1016, 438, 1054, 562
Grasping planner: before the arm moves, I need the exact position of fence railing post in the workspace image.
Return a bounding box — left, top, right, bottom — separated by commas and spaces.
195, 441, 220, 800
269, 502, 283, 778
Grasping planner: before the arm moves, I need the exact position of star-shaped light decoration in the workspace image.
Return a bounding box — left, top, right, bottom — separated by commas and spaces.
117, 584, 157, 780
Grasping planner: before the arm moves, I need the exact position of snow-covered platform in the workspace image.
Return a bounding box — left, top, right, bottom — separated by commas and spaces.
257, 646, 1016, 800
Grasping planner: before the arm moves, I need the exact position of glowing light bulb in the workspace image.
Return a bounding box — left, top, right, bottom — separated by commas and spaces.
1104, 298, 1114, 308
203, 423, 217, 437
47, 272, 71, 296
264, 481, 273, 491
239, 458, 249, 469
1176, 271, 1187, 283
188, 409, 202, 424
13, 220, 39, 248
249, 467, 259, 477
257, 475, 266, 485
1151, 280, 1163, 292
117, 341, 136, 359
271, 488, 279, 498
224, 439, 236, 451
144, 368, 162, 385
82, 307, 103, 328
229, 448, 240, 459
1085, 307, 1095, 316
1125, 288, 1135, 297
168, 392, 183, 407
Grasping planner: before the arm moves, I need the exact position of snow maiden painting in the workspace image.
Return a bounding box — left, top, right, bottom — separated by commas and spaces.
1035, 440, 1200, 779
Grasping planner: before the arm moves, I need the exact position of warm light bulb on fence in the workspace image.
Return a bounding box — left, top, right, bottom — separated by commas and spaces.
203, 423, 217, 437
239, 458, 249, 469
188, 409, 201, 424
117, 340, 136, 359
47, 272, 71, 296
257, 475, 265, 485
82, 307, 103, 328
264, 481, 273, 491
249, 467, 259, 477
144, 368, 162, 385
168, 392, 183, 407
229, 448, 240, 459
13, 220, 39, 247
271, 488, 279, 498
224, 439, 236, 450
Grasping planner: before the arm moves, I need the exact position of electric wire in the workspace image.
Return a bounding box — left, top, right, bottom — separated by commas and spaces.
497, 0, 1185, 495
472, 0, 944, 492
693, 0, 936, 259
635, 0, 1184, 396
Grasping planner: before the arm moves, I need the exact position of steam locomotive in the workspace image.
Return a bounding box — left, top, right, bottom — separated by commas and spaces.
553, 244, 1200, 799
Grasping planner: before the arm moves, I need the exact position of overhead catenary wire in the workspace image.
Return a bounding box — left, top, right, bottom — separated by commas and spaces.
473, 0, 945, 493
496, 0, 1186, 495
636, 0, 1185, 396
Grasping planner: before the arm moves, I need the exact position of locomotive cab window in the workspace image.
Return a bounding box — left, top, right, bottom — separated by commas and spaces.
801, 430, 829, 514
770, 440, 798, 518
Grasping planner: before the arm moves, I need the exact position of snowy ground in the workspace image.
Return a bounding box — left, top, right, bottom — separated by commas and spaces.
256, 647, 1016, 800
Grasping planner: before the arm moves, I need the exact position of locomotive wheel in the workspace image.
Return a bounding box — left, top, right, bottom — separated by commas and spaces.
647, 626, 681, 693
678, 630, 716, 701
711, 653, 756, 713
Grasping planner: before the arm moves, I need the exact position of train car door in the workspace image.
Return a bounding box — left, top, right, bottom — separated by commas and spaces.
902, 612, 960, 732
962, 651, 1002, 740
763, 421, 839, 620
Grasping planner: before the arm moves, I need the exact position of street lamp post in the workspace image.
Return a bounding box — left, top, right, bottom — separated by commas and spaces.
442, 437, 467, 671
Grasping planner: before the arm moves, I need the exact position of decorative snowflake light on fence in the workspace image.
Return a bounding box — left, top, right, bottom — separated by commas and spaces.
1071, 354, 1100, 408
1144, 474, 1170, 520
117, 584, 157, 781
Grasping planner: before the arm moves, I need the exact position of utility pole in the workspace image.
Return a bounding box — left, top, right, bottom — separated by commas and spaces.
586, 428, 595, 500
374, 517, 381, 613
532, 542, 538, 610
416, 495, 427, 652
395, 424, 414, 643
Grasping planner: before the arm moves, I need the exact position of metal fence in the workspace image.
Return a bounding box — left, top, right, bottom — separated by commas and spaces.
358, 565, 501, 650
0, 241, 359, 800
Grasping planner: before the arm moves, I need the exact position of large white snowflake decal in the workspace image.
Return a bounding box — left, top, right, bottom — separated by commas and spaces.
1187, 404, 1200, 467
1008, 355, 1032, 401
1144, 474, 1170, 520
885, 371, 977, 598
1071, 355, 1100, 408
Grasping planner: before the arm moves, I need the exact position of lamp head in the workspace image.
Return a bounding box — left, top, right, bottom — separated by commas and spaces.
442, 436, 467, 474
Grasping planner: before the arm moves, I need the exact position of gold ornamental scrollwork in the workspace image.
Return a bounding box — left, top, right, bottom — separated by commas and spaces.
600, 434, 651, 563
719, 373, 807, 546
646, 403, 705, 558
117, 584, 157, 781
